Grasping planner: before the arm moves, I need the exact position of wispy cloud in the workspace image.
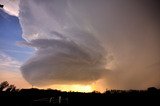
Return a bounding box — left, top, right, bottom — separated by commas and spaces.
0, 48, 33, 55
0, 52, 21, 69
0, 52, 31, 88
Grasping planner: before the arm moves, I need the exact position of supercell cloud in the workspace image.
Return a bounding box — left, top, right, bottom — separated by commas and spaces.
19, 0, 160, 89
19, 0, 107, 86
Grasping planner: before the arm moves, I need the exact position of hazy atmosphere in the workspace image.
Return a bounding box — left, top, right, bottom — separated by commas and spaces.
0, 0, 160, 92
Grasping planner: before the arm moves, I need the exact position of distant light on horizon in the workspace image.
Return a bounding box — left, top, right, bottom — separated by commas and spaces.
42, 84, 93, 93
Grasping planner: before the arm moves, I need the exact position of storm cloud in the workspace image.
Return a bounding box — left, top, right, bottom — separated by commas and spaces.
19, 0, 160, 90
21, 37, 107, 86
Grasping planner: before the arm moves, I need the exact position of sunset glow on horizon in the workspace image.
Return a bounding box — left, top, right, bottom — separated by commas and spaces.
44, 84, 93, 93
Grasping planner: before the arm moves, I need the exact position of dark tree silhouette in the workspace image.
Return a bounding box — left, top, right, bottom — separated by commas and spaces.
0, 4, 4, 8
0, 81, 9, 91
0, 81, 160, 105
5, 85, 16, 92
148, 87, 158, 91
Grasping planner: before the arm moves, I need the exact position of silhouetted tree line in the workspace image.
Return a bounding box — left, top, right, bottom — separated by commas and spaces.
0, 81, 17, 92
0, 81, 160, 106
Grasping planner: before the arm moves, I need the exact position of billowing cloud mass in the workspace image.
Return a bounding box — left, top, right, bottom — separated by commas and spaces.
21, 38, 107, 86
19, 0, 160, 90
19, 0, 107, 86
